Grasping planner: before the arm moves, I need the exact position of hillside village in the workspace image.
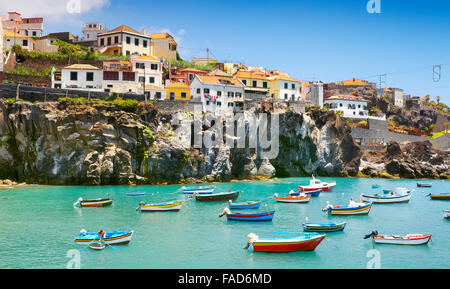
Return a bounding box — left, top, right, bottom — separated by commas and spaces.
1, 11, 449, 153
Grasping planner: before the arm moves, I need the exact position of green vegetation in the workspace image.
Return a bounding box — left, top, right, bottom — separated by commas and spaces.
143, 128, 155, 147
5, 65, 57, 77
57, 97, 139, 112
168, 59, 217, 71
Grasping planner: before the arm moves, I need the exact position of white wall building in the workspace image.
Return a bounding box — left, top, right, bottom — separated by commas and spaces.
324, 95, 370, 118
305, 82, 324, 107
53, 64, 103, 91
130, 55, 163, 93
391, 88, 405, 108
82, 22, 107, 41
190, 75, 245, 113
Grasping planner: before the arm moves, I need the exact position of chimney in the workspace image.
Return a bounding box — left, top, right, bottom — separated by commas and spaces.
142, 28, 146, 35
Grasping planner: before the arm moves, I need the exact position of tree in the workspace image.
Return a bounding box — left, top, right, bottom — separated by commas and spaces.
424, 94, 430, 103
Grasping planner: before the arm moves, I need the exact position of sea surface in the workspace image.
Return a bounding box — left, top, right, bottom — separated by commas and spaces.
0, 177, 448, 269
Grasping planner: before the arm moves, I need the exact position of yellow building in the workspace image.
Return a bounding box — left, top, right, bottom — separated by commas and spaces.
97, 25, 151, 56
268, 74, 301, 101
150, 32, 178, 61
234, 70, 270, 98
338, 78, 372, 86
165, 82, 191, 101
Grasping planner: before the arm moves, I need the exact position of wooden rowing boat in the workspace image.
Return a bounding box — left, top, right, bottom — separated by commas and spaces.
244, 232, 326, 252
364, 231, 432, 245
302, 221, 346, 232
290, 189, 321, 197
73, 197, 112, 207
429, 193, 450, 200
138, 200, 184, 212
89, 241, 106, 250
274, 193, 311, 203
417, 183, 432, 188
195, 190, 239, 202
181, 185, 215, 194
229, 200, 261, 209
360, 190, 412, 204
75, 230, 134, 245
220, 208, 275, 221
323, 201, 372, 215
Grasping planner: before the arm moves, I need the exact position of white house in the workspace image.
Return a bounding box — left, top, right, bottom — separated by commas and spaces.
190, 75, 245, 113
53, 64, 103, 91
130, 55, 164, 94
102, 60, 139, 94
324, 95, 370, 118
391, 88, 405, 108
81, 22, 107, 41
3, 30, 34, 51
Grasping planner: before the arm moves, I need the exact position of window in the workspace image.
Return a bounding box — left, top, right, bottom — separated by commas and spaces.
151, 64, 158, 70
284, 83, 288, 89
32, 31, 36, 36
252, 80, 257, 87
169, 92, 175, 100
217, 91, 222, 96
135, 38, 139, 46
126, 51, 130, 56
181, 92, 187, 98
263, 82, 267, 88
284, 93, 288, 99
100, 38, 104, 46
339, 103, 343, 107
126, 36, 131, 44
143, 40, 147, 47
292, 84, 296, 89
197, 88, 201, 94
136, 63, 145, 69
123, 72, 135, 81
70, 71, 78, 81
155, 92, 161, 99
23, 40, 28, 46
206, 101, 210, 105
139, 76, 145, 83
228, 92, 234, 97
149, 77, 155, 83
86, 72, 94, 82
242, 80, 247, 85
204, 88, 210, 94
107, 37, 111, 45
235, 92, 242, 98
217, 101, 221, 107
103, 71, 119, 81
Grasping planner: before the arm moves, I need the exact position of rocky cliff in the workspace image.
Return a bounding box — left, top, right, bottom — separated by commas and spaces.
0, 100, 362, 185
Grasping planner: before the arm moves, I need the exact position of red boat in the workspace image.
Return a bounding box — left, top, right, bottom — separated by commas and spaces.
298, 175, 336, 192
244, 232, 326, 253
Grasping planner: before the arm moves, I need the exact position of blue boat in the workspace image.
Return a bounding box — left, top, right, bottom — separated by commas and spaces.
302, 221, 347, 232
290, 189, 321, 197
229, 200, 261, 209
220, 208, 275, 221
75, 230, 134, 245
372, 185, 381, 189
126, 192, 146, 196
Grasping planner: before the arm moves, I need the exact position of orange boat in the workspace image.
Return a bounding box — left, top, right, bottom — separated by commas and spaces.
274, 193, 311, 203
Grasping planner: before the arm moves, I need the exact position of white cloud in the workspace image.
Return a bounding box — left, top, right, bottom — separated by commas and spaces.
0, 0, 110, 21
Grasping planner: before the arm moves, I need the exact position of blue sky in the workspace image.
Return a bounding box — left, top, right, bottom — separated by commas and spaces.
4, 0, 450, 104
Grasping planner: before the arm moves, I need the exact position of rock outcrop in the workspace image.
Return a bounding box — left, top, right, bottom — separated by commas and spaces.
0, 100, 363, 185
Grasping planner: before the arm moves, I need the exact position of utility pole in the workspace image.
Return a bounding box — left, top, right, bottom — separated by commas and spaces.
207, 48, 209, 64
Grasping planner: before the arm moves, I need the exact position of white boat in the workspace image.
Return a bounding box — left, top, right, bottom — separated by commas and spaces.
181, 186, 215, 194
298, 175, 336, 192
364, 231, 431, 245
444, 210, 450, 219
360, 188, 412, 204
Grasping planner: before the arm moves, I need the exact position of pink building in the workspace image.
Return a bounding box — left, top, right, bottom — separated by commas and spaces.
2, 12, 43, 37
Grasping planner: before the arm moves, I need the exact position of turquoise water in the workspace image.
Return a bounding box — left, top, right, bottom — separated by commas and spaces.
0, 178, 448, 269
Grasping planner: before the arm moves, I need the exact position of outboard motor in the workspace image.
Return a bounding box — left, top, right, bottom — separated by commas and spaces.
243, 233, 259, 250
219, 207, 231, 218
73, 197, 83, 206
322, 201, 333, 213
364, 230, 379, 239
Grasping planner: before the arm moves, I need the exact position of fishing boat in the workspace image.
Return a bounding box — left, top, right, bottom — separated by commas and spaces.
89, 241, 106, 250
360, 189, 412, 204
220, 208, 275, 221
417, 183, 432, 188
243, 232, 326, 252
302, 221, 347, 232
364, 231, 432, 245
290, 189, 321, 197
323, 200, 372, 215
126, 192, 146, 196
73, 197, 112, 207
181, 185, 215, 194
75, 230, 134, 245
443, 210, 450, 219
428, 193, 450, 200
229, 200, 261, 209
195, 190, 239, 202
138, 200, 184, 212
298, 175, 336, 192
274, 193, 311, 203
372, 185, 381, 189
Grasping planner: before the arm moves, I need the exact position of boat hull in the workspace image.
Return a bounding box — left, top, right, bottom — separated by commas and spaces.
182, 186, 215, 194
226, 211, 275, 221
291, 189, 321, 197
140, 201, 184, 212
430, 194, 450, 200
80, 198, 112, 207
89, 241, 106, 250
195, 191, 239, 202
299, 185, 334, 192
275, 195, 311, 203
302, 222, 346, 232
360, 193, 411, 204
229, 201, 261, 209
329, 203, 372, 215
252, 235, 325, 252
417, 183, 432, 188
75, 231, 134, 245
373, 234, 431, 245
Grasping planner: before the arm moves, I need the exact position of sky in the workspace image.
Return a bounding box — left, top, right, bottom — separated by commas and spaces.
1, 0, 449, 104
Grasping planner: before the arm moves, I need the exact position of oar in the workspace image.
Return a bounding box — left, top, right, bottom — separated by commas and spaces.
324, 237, 339, 249
81, 238, 99, 251
105, 242, 116, 250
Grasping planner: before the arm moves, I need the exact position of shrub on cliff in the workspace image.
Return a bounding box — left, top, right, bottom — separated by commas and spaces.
112, 98, 139, 112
